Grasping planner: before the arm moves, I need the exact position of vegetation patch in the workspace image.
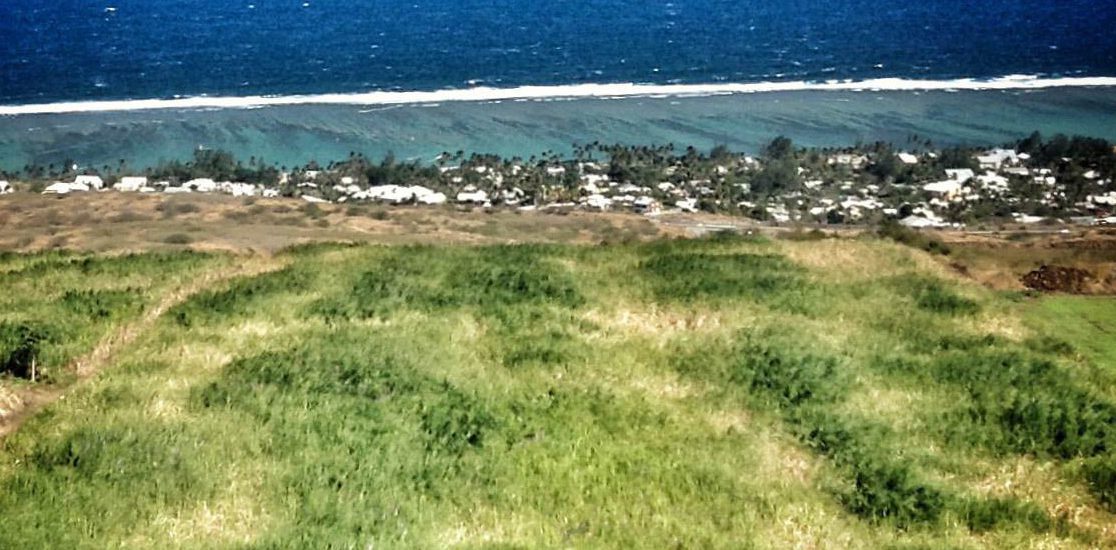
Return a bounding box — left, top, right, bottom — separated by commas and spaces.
0, 322, 54, 380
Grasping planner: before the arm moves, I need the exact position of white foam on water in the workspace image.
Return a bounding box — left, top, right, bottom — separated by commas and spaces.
2, 75, 1115, 115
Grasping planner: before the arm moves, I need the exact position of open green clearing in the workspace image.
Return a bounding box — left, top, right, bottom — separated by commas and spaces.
1, 236, 1114, 548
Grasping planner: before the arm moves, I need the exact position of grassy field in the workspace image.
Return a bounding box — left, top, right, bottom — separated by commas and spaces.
1, 233, 1114, 548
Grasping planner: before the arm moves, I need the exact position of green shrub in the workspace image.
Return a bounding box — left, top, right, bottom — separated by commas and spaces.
0, 322, 53, 379
878, 220, 951, 255
1083, 457, 1116, 513
733, 341, 844, 408
845, 458, 946, 527
309, 245, 582, 322
959, 497, 1052, 533
640, 251, 812, 313
420, 384, 497, 455
916, 283, 979, 315
171, 266, 310, 326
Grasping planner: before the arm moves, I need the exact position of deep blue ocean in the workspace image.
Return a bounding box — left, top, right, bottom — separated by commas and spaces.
1, 0, 1114, 169
2, 0, 1114, 104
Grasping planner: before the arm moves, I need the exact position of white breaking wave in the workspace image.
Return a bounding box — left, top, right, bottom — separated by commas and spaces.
2, 75, 1115, 115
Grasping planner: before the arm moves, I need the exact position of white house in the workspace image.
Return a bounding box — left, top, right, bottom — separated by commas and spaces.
675, 198, 698, 213
582, 194, 612, 210
114, 176, 147, 192
456, 190, 489, 204
366, 185, 414, 203
418, 192, 447, 205
43, 182, 79, 195
897, 153, 919, 165
0, 180, 11, 194
900, 215, 947, 229
633, 196, 661, 215
976, 149, 1020, 170
73, 175, 104, 190
923, 180, 964, 199
944, 169, 975, 183
184, 178, 217, 192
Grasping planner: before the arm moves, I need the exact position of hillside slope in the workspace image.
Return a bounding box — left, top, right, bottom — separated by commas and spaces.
1, 236, 1114, 548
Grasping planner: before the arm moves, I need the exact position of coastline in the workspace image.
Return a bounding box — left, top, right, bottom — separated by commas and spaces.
2, 75, 1116, 116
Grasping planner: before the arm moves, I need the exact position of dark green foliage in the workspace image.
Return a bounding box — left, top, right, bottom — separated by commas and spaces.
193, 331, 499, 458
420, 384, 497, 454
482, 307, 587, 368
794, 410, 947, 526
878, 221, 951, 255
671, 334, 946, 527
926, 350, 1116, 459
640, 251, 811, 313
0, 322, 52, 379
451, 255, 582, 309
959, 497, 1053, 533
309, 245, 582, 322
28, 426, 195, 485
778, 228, 830, 241
0, 422, 212, 548
846, 459, 946, 527
171, 266, 310, 326
887, 275, 979, 316
733, 342, 843, 408
1082, 457, 1116, 512
59, 288, 143, 320
915, 283, 979, 316
1023, 335, 1076, 357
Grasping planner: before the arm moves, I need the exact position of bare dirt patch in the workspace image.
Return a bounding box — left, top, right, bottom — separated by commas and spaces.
1022, 265, 1095, 293
0, 193, 668, 253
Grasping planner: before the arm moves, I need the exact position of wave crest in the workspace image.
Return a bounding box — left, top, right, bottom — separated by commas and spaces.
3, 75, 1115, 115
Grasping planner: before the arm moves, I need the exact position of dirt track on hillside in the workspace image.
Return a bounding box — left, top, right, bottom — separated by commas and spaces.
0, 256, 287, 440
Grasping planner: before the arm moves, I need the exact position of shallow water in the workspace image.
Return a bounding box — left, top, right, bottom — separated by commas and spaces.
2, 87, 1114, 170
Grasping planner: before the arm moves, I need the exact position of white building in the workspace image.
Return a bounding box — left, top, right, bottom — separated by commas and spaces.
944, 169, 975, 184
923, 180, 964, 199
976, 149, 1020, 170
184, 178, 217, 192
73, 175, 104, 190
456, 190, 489, 204
675, 198, 698, 213
897, 152, 919, 165
114, 176, 148, 192
583, 194, 612, 210
0, 180, 11, 194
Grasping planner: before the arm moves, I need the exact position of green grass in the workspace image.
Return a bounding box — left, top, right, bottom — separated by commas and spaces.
0, 251, 225, 382
1, 237, 1114, 548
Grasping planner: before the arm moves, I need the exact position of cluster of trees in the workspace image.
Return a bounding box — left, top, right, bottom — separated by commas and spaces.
8, 132, 1114, 222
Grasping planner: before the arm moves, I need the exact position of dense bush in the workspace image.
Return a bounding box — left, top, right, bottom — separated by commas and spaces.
0, 322, 53, 379
420, 384, 497, 455
878, 220, 951, 255
846, 458, 946, 527
1082, 457, 1116, 513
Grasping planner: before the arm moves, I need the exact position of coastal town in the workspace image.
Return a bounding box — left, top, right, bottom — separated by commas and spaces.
3, 133, 1115, 228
